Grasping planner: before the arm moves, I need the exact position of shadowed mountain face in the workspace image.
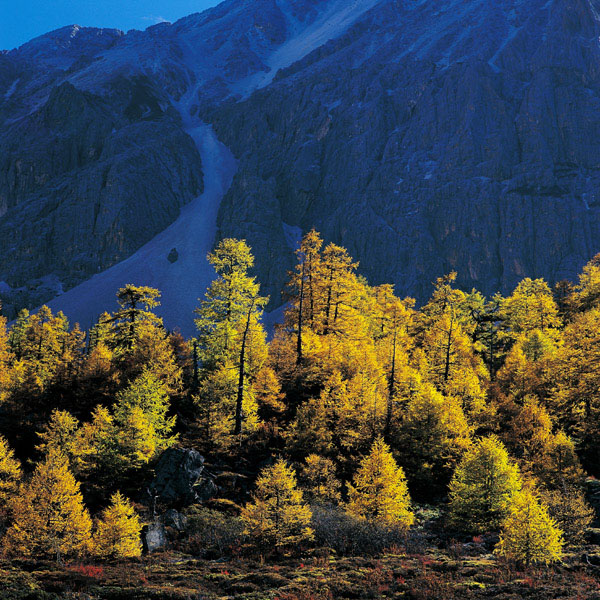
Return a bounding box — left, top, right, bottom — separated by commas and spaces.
2, 0, 600, 327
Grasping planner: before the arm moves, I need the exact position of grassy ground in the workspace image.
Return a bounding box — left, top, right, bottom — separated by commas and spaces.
2, 549, 600, 600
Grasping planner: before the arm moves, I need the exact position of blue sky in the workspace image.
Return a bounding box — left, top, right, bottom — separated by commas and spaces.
1, 0, 222, 50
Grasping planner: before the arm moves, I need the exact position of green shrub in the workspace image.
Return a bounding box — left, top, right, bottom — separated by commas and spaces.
311, 505, 408, 556
181, 507, 245, 558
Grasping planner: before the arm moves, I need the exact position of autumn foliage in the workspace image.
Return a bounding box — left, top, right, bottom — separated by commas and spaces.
2, 233, 600, 569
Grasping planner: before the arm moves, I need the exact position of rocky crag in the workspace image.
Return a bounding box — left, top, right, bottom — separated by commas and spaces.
2, 0, 600, 330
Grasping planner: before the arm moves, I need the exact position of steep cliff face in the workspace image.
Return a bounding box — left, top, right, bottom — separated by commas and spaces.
0, 77, 203, 314
3, 0, 600, 326
207, 0, 600, 304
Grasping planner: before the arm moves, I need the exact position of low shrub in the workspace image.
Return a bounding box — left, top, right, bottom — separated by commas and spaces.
180, 506, 245, 558
310, 505, 408, 556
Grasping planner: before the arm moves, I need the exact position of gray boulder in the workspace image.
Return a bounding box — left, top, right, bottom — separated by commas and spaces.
142, 521, 168, 554
162, 508, 188, 532
149, 447, 217, 507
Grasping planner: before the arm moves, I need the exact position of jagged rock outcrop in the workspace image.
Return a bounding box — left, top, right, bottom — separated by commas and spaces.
207, 0, 600, 303
148, 448, 218, 508
0, 76, 203, 317
3, 0, 600, 323
142, 521, 169, 554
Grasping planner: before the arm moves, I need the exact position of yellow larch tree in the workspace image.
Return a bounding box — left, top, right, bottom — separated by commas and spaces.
551, 308, 600, 466
113, 369, 177, 466
6, 450, 92, 561
574, 252, 600, 312
35, 409, 81, 466
448, 436, 522, 534
346, 437, 414, 529
94, 491, 142, 559
241, 459, 313, 551
0, 434, 21, 516
495, 489, 564, 566
285, 368, 387, 472
300, 454, 342, 505
501, 278, 561, 338
195, 239, 268, 440
0, 314, 13, 404
395, 382, 472, 497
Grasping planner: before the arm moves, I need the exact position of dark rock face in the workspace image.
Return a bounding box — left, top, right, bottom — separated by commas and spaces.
207, 0, 600, 304
0, 81, 203, 300
162, 508, 188, 532
149, 448, 217, 507
4, 0, 600, 320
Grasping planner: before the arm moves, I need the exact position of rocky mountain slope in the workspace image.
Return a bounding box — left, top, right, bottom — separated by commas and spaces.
2, 0, 600, 332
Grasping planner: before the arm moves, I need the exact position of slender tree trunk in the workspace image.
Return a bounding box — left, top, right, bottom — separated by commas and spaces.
385, 327, 397, 436
235, 299, 255, 436
443, 314, 455, 383
296, 261, 305, 365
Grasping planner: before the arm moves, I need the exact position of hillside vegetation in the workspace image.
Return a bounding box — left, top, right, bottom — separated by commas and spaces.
1, 231, 600, 598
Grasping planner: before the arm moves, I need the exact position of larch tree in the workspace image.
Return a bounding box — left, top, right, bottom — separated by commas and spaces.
195, 239, 268, 437
540, 485, 593, 545
241, 459, 313, 551
300, 454, 342, 505
0, 434, 21, 516
94, 491, 142, 558
501, 278, 561, 339
111, 285, 162, 352
6, 450, 92, 562
285, 369, 388, 473
287, 229, 324, 364
574, 252, 600, 312
0, 314, 13, 404
15, 306, 73, 395
346, 437, 414, 529
76, 405, 123, 498
395, 382, 472, 497
448, 436, 522, 534
36, 409, 81, 466
372, 285, 415, 435
8, 308, 30, 360
252, 366, 286, 424
113, 369, 177, 466
495, 489, 564, 566
535, 430, 586, 490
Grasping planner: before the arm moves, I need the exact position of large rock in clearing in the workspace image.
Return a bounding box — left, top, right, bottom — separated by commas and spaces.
149, 447, 217, 507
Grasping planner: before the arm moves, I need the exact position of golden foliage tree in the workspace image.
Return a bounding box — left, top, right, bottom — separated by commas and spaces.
36, 409, 81, 465
395, 382, 472, 496
113, 369, 176, 466
535, 430, 586, 490
574, 252, 600, 312
0, 315, 13, 404
195, 239, 268, 438
551, 308, 600, 466
286, 368, 387, 472
495, 489, 564, 566
111, 285, 162, 351
0, 435, 21, 516
501, 278, 561, 337
300, 454, 342, 505
346, 437, 414, 529
241, 459, 313, 550
6, 450, 92, 561
448, 436, 522, 534
94, 492, 142, 558
540, 486, 593, 545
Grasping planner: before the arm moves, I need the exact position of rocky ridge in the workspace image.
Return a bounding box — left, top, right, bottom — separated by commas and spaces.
2, 0, 600, 328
